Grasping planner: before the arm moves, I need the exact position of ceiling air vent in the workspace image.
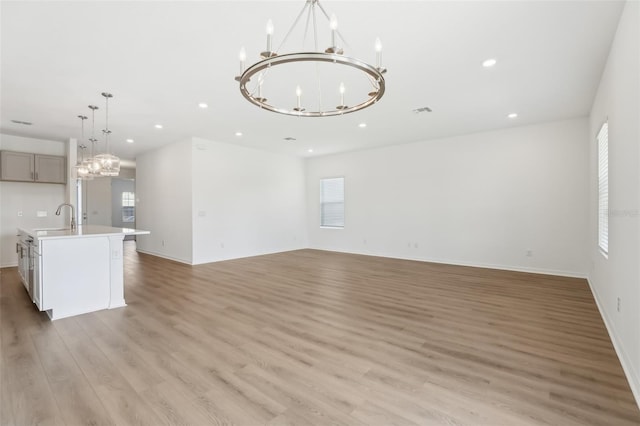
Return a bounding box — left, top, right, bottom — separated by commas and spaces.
412, 107, 432, 114
10, 120, 33, 125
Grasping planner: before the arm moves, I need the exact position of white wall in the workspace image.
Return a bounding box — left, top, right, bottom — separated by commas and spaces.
135, 139, 193, 263
191, 138, 307, 264
306, 118, 589, 277
0, 134, 66, 267
588, 0, 640, 403
85, 177, 112, 226
134, 137, 307, 265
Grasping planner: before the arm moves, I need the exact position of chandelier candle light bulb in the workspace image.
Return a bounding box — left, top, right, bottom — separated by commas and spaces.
375, 37, 383, 69
330, 14, 338, 47
293, 85, 305, 112
256, 72, 267, 103
264, 19, 274, 56
239, 47, 246, 73
337, 82, 347, 110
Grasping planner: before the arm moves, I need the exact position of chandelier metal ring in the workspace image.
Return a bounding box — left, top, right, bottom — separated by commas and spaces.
235, 0, 388, 118
239, 52, 385, 117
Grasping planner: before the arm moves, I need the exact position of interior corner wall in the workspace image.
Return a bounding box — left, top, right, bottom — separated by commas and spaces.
305, 118, 589, 278
135, 138, 193, 264
0, 134, 67, 267
588, 0, 640, 404
190, 138, 307, 265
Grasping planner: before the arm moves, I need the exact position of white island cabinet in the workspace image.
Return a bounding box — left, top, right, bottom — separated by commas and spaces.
18, 225, 149, 320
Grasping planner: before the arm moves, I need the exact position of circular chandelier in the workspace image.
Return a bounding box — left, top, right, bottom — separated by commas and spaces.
235, 0, 387, 117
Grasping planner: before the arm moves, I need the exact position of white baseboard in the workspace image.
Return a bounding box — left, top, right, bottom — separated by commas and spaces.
586, 277, 640, 410
1, 262, 18, 269
191, 247, 307, 266
135, 249, 193, 265
309, 247, 587, 279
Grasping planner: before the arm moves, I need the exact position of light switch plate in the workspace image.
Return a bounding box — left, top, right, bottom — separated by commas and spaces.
37, 210, 47, 217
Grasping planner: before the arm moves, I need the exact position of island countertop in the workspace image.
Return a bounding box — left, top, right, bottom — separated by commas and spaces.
20, 225, 150, 240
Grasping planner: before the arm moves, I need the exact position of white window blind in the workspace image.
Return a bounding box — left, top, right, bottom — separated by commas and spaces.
122, 192, 135, 223
597, 122, 609, 254
320, 177, 344, 228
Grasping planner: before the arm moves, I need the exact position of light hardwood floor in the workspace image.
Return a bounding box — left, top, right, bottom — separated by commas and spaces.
1, 244, 639, 425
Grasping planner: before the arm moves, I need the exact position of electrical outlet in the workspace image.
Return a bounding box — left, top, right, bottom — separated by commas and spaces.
17, 211, 23, 217
617, 297, 621, 313
414, 243, 419, 249
363, 239, 367, 244
220, 242, 225, 249
526, 249, 533, 257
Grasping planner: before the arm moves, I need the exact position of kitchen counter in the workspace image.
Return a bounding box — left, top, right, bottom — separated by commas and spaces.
21, 225, 149, 240
18, 225, 150, 320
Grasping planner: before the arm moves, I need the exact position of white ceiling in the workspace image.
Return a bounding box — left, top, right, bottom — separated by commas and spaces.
0, 1, 625, 161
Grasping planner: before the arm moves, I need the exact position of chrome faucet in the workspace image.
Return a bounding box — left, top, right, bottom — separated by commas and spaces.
55, 203, 76, 230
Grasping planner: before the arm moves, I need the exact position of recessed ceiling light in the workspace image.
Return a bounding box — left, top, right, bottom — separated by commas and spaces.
508, 113, 518, 119
126, 139, 134, 143
198, 102, 208, 109
307, 149, 313, 153
482, 58, 497, 67
412, 106, 432, 114
359, 123, 367, 128
154, 124, 163, 129
235, 132, 243, 137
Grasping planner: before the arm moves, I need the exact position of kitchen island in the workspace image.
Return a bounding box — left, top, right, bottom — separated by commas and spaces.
17, 225, 149, 320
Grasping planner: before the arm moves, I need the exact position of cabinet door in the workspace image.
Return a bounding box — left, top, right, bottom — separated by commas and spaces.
35, 155, 66, 183
0, 151, 34, 181
33, 251, 43, 310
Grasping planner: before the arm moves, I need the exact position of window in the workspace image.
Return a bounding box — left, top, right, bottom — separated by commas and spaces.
597, 122, 608, 255
122, 191, 135, 223
320, 177, 344, 228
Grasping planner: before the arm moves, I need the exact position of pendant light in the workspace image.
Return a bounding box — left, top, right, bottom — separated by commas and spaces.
86, 105, 102, 176
74, 115, 92, 180
95, 92, 120, 176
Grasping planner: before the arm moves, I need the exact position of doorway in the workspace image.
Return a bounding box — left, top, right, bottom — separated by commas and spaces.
82, 168, 136, 232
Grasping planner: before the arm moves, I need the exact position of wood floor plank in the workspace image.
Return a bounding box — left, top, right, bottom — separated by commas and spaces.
2, 244, 639, 425
53, 317, 164, 426
0, 269, 65, 426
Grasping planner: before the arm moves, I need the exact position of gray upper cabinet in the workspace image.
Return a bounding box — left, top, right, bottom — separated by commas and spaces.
0, 151, 66, 184
34, 155, 66, 183
1, 151, 34, 182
